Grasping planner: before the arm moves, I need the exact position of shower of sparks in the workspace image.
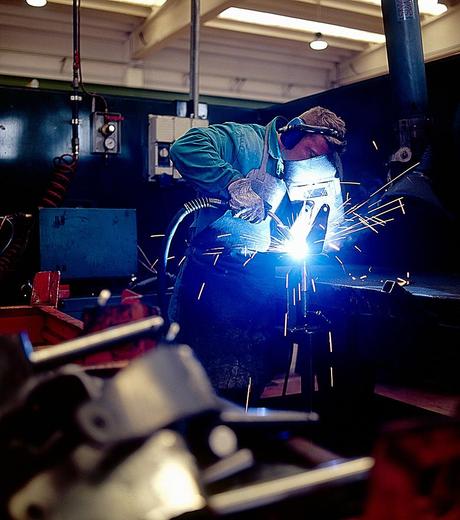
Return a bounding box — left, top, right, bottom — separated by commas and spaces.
328, 331, 333, 352
213, 254, 220, 266
149, 233, 165, 238
284, 312, 288, 337
345, 161, 420, 217
178, 255, 186, 267
197, 282, 206, 300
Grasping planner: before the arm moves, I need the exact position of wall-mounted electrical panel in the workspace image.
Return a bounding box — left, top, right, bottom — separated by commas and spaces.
91, 112, 123, 154
147, 115, 208, 181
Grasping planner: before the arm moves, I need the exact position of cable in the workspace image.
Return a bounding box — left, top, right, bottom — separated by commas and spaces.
157, 197, 227, 317
0, 217, 14, 257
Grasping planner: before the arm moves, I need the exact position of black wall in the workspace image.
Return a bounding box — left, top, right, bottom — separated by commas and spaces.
1, 53, 459, 291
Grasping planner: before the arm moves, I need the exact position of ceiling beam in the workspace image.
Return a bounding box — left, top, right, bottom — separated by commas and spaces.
205, 18, 370, 52
48, 0, 151, 18
129, 0, 234, 60
237, 0, 384, 34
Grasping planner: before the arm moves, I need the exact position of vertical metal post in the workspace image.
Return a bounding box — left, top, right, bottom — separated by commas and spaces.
189, 0, 200, 118
381, 0, 428, 119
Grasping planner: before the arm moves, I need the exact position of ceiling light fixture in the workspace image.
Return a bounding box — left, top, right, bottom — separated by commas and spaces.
26, 0, 47, 7
309, 32, 328, 50
218, 8, 386, 44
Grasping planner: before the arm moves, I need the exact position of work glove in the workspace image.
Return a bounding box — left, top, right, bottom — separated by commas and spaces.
228, 177, 266, 224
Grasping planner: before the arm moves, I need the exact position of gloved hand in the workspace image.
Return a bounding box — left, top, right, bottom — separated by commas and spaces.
228, 178, 266, 224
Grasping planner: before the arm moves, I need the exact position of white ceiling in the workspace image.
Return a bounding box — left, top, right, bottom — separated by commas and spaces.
0, 0, 459, 103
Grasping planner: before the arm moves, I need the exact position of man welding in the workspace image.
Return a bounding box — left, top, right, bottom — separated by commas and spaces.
169, 106, 347, 404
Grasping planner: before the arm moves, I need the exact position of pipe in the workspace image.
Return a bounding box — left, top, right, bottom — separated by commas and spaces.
381, 0, 428, 120
189, 0, 200, 118
28, 316, 164, 366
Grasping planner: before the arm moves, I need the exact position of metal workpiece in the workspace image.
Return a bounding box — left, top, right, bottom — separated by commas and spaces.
28, 316, 164, 366
208, 456, 374, 515
77, 344, 221, 443
10, 430, 206, 520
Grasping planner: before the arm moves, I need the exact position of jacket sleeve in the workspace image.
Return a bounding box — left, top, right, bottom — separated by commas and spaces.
170, 124, 244, 199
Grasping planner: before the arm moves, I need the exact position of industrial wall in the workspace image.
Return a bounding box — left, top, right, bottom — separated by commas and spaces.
1, 53, 459, 298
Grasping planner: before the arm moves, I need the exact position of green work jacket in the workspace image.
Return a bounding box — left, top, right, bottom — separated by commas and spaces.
170, 117, 286, 253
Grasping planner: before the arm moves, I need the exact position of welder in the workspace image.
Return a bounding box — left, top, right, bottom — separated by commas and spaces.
169, 106, 347, 404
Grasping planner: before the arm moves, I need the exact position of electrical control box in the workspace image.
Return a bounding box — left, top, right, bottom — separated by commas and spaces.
147, 115, 208, 181
91, 112, 122, 154
39, 208, 137, 279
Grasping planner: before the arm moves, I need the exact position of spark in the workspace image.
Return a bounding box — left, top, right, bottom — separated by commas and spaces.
245, 377, 252, 412
284, 312, 288, 337
213, 254, 220, 266
360, 275, 367, 280
139, 260, 156, 274
216, 233, 231, 238
372, 140, 379, 150
137, 244, 153, 267
311, 278, 316, 293
344, 161, 420, 217
167, 255, 175, 261
285, 272, 289, 289
149, 233, 165, 238
151, 258, 159, 268
197, 282, 206, 300
354, 245, 362, 252
397, 277, 409, 287
243, 251, 257, 267
340, 181, 361, 185
292, 288, 296, 306
330, 367, 334, 387
368, 197, 404, 214
328, 331, 333, 352
178, 255, 186, 267
354, 213, 379, 234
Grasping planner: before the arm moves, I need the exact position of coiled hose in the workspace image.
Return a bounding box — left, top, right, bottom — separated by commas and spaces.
157, 196, 228, 318
40, 154, 78, 208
